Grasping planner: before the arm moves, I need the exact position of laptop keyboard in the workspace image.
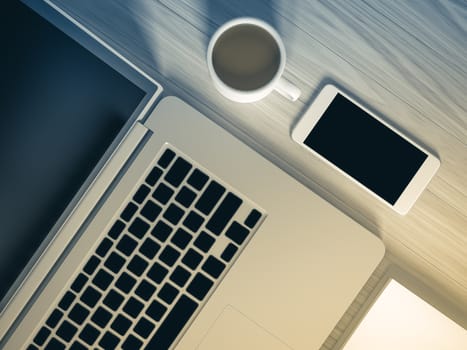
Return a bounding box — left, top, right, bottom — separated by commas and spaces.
27, 145, 264, 350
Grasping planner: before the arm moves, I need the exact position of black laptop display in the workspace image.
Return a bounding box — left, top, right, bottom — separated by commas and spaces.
0, 1, 146, 302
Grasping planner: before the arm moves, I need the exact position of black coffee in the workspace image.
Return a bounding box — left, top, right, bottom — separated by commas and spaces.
212, 24, 281, 91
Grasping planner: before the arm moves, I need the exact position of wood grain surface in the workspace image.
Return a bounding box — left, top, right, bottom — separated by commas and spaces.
54, 0, 466, 347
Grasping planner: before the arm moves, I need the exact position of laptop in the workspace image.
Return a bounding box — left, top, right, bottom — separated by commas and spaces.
0, 1, 385, 349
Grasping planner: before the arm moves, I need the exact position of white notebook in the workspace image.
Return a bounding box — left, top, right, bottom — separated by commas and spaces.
343, 280, 467, 350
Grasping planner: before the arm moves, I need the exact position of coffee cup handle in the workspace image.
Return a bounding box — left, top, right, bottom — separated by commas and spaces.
275, 77, 301, 101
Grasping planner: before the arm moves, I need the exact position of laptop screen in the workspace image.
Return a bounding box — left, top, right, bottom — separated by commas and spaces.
0, 2, 146, 302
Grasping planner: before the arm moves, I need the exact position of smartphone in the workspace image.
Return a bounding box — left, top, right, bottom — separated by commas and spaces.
292, 85, 440, 215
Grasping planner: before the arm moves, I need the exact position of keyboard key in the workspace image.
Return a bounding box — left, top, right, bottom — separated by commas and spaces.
111, 314, 132, 335
128, 217, 150, 239
70, 341, 87, 350
104, 252, 125, 273
135, 280, 156, 301
195, 181, 225, 215
152, 183, 174, 205
183, 211, 204, 232
158, 283, 179, 304
206, 192, 242, 235
99, 331, 120, 349
159, 245, 181, 267
123, 296, 144, 318
139, 238, 160, 259
134, 317, 155, 338
133, 184, 150, 204
122, 334, 143, 350
146, 295, 198, 350
92, 269, 114, 291
80, 286, 102, 308
182, 248, 202, 270
140, 200, 162, 222
117, 234, 138, 256
151, 220, 173, 242
58, 291, 75, 311
96, 238, 113, 258
158, 148, 176, 168
70, 273, 88, 293
245, 209, 262, 228
165, 157, 192, 187
103, 289, 124, 311
115, 272, 137, 294
146, 300, 167, 322
163, 203, 185, 225
221, 243, 238, 262
83, 255, 100, 275
45, 338, 65, 350
175, 186, 196, 207
145, 167, 162, 186
33, 327, 51, 346
121, 202, 138, 222
46, 309, 63, 328
79, 324, 99, 345
187, 169, 208, 190
108, 219, 125, 239
193, 231, 215, 253
68, 303, 90, 325
127, 255, 149, 276
27, 345, 39, 350
91, 307, 112, 328
187, 273, 214, 301
147, 262, 168, 284
202, 256, 226, 279
225, 221, 250, 245
170, 266, 191, 287
171, 228, 193, 250
56, 320, 77, 342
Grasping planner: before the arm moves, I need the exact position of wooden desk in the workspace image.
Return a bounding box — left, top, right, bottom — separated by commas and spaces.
55, 0, 467, 346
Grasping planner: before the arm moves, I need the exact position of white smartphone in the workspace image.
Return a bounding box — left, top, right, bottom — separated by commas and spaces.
292, 85, 440, 215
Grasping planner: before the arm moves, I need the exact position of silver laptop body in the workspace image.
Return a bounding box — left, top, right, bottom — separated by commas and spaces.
1, 95, 384, 349
0, 2, 384, 350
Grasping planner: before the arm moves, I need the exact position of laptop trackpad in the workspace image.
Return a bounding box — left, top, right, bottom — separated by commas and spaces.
197, 306, 292, 350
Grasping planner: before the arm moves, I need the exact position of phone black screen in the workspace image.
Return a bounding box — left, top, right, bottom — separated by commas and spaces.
303, 93, 427, 205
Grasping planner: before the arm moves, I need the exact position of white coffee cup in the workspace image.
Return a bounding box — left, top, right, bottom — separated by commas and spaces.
207, 17, 301, 103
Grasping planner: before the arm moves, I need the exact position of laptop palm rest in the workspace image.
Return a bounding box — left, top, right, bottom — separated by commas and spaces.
197, 306, 291, 350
